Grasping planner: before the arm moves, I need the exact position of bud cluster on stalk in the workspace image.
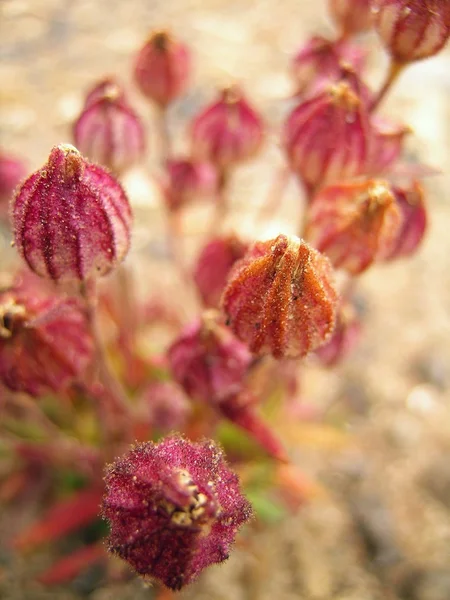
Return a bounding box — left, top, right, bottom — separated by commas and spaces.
2, 0, 447, 592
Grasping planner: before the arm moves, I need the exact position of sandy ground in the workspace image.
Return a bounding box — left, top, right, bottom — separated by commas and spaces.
1, 1, 450, 599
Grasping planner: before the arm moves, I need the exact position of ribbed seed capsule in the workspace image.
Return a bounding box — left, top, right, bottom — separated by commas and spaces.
221, 234, 338, 359
12, 144, 132, 282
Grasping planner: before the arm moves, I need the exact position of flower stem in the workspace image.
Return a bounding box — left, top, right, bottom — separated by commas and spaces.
155, 105, 171, 163
371, 60, 405, 112
209, 168, 230, 235
79, 279, 130, 440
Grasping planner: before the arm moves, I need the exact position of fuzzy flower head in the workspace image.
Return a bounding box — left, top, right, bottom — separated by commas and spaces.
12, 144, 132, 282
372, 0, 450, 63
73, 79, 146, 175
306, 179, 403, 274
168, 311, 252, 405
0, 274, 93, 396
134, 30, 191, 107
102, 436, 252, 590
221, 234, 338, 359
191, 86, 264, 170
162, 158, 218, 212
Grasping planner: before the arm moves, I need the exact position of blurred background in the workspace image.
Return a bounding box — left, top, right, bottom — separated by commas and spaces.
1, 1, 450, 599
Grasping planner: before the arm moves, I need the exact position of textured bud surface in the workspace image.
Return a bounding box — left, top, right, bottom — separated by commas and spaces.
168, 312, 252, 404
372, 0, 450, 62
193, 235, 249, 308
162, 158, 218, 212
221, 234, 338, 359
328, 0, 373, 35
191, 86, 264, 169
12, 144, 132, 281
306, 179, 403, 274
134, 31, 191, 106
0, 275, 93, 396
74, 80, 145, 175
284, 81, 370, 193
102, 436, 252, 590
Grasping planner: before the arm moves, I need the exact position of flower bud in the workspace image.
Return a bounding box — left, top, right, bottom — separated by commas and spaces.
368, 116, 411, 175
134, 30, 191, 107
384, 181, 427, 259
12, 144, 132, 282
162, 158, 218, 212
193, 234, 249, 308
221, 234, 338, 359
306, 179, 403, 274
142, 381, 191, 431
328, 0, 373, 36
0, 274, 93, 396
102, 436, 252, 590
291, 36, 367, 97
191, 86, 264, 170
168, 311, 252, 405
372, 0, 450, 63
313, 300, 361, 366
83, 77, 126, 108
0, 152, 26, 219
73, 79, 146, 175
283, 80, 370, 194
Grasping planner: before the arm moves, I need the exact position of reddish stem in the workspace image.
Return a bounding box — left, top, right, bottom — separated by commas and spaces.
371, 61, 406, 112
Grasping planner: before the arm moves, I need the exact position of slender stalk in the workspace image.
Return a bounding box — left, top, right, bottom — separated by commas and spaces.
155, 105, 171, 163
79, 279, 130, 440
209, 168, 230, 235
370, 60, 406, 112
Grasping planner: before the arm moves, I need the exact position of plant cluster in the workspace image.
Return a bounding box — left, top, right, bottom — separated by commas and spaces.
0, 0, 449, 594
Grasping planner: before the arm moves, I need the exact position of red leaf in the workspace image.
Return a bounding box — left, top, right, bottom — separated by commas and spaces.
38, 543, 106, 585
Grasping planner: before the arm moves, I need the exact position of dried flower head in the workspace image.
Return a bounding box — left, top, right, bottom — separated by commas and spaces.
102, 436, 252, 590
193, 234, 249, 308
283, 80, 370, 194
0, 274, 93, 396
134, 30, 191, 107
191, 86, 264, 170
372, 0, 450, 63
162, 158, 218, 212
142, 381, 191, 431
221, 234, 338, 359
368, 116, 411, 175
306, 179, 403, 274
384, 180, 427, 260
328, 0, 374, 36
291, 36, 367, 97
73, 79, 146, 175
83, 77, 127, 108
168, 311, 252, 405
12, 144, 132, 282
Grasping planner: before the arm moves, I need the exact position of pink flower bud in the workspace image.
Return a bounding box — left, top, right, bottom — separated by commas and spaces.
0, 152, 26, 218
372, 0, 450, 63
168, 312, 252, 405
221, 234, 338, 359
142, 381, 191, 431
83, 77, 126, 108
12, 144, 132, 282
313, 300, 361, 366
328, 0, 374, 36
306, 179, 403, 274
0, 274, 93, 396
191, 86, 264, 169
384, 181, 427, 259
368, 116, 411, 175
291, 36, 367, 97
162, 158, 218, 212
283, 80, 370, 194
73, 79, 146, 175
134, 31, 191, 107
102, 436, 252, 590
193, 234, 249, 308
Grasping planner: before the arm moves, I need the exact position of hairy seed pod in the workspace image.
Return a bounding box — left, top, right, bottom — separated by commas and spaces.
102, 436, 252, 590
12, 144, 132, 282
221, 234, 338, 359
